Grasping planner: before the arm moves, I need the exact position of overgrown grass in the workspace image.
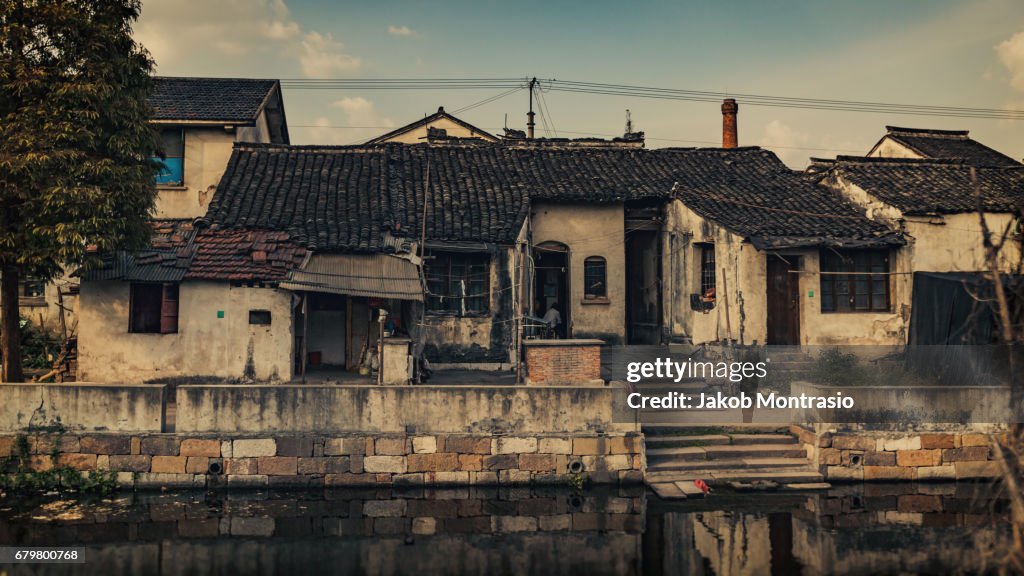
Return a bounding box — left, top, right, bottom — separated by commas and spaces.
0, 433, 117, 497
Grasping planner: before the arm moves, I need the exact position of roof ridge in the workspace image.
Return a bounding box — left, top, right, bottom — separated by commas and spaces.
886, 126, 969, 137
153, 76, 279, 83
834, 155, 970, 166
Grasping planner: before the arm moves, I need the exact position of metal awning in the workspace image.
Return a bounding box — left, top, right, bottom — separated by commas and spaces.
279, 253, 424, 301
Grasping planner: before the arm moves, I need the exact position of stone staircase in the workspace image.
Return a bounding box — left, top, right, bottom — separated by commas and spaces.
764, 347, 815, 381
646, 425, 826, 499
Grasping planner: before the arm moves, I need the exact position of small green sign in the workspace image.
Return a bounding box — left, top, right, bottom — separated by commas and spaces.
217, 310, 225, 318
807, 290, 814, 298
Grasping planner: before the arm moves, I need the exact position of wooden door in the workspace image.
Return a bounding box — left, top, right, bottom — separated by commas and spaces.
767, 257, 800, 345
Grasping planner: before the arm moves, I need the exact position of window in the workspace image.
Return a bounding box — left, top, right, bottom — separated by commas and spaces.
249, 310, 272, 325
699, 244, 716, 300
425, 252, 490, 315
820, 250, 890, 313
583, 257, 607, 299
20, 277, 46, 299
154, 128, 184, 185
129, 283, 179, 333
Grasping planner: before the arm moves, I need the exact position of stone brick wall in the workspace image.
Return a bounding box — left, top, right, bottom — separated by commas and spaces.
791, 425, 1001, 482
0, 431, 644, 490
523, 340, 603, 386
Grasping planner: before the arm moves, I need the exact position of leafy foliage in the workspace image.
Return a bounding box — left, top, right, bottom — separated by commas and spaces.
0, 433, 117, 496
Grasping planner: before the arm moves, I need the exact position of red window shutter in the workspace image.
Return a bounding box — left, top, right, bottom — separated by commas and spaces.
160, 284, 179, 334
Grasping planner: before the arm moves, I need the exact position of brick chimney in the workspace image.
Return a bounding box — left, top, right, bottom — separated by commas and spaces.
721, 98, 738, 148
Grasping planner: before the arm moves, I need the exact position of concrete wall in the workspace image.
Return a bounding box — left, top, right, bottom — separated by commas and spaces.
175, 384, 636, 435
905, 212, 1020, 273
532, 202, 626, 343
0, 383, 164, 432
77, 280, 294, 383
664, 200, 908, 346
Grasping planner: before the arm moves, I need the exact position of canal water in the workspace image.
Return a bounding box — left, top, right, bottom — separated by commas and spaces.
0, 482, 1011, 575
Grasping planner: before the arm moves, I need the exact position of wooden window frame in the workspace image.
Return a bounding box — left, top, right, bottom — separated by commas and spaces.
819, 249, 891, 313
583, 256, 607, 300
129, 282, 179, 334
425, 252, 491, 316
698, 243, 716, 301
155, 127, 185, 186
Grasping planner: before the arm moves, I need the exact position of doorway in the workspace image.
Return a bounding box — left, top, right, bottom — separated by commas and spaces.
767, 256, 801, 345
534, 242, 570, 338
626, 230, 661, 344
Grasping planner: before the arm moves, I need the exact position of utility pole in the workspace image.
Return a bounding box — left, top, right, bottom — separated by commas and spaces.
527, 77, 537, 139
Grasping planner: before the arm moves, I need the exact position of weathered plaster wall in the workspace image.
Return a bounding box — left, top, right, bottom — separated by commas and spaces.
77, 280, 293, 383
419, 246, 517, 364
378, 116, 496, 144
532, 202, 626, 344
904, 212, 1020, 273
0, 383, 165, 432
867, 138, 921, 159
664, 200, 907, 346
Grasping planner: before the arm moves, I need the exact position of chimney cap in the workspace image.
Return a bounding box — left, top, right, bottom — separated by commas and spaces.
721, 98, 738, 114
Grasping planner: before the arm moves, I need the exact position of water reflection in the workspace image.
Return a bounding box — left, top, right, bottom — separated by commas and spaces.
0, 483, 1011, 575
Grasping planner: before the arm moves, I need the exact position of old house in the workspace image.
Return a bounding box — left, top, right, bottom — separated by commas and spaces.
364, 106, 499, 145
867, 126, 1021, 167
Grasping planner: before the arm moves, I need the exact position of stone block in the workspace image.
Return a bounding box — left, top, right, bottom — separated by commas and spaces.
80, 435, 131, 455
412, 436, 437, 454
363, 500, 406, 518
225, 458, 258, 475
109, 455, 151, 472
961, 433, 991, 447
275, 437, 315, 457
498, 469, 533, 484
826, 466, 863, 481
920, 434, 956, 450
231, 517, 275, 537
607, 435, 641, 454
444, 436, 491, 454
483, 454, 518, 470
493, 437, 538, 454
324, 473, 377, 486
96, 455, 110, 470
412, 517, 436, 535
151, 456, 187, 474
492, 516, 538, 533
864, 466, 913, 480
138, 472, 201, 489
604, 454, 633, 471
180, 439, 221, 457
818, 448, 841, 466
519, 453, 557, 472
916, 465, 956, 481
57, 453, 96, 471
374, 437, 408, 456
954, 460, 1000, 479
220, 440, 233, 458
459, 454, 483, 471
896, 450, 941, 467
185, 457, 209, 474
898, 494, 942, 514
572, 437, 604, 456
471, 471, 499, 485
881, 436, 921, 452
233, 439, 276, 458
393, 473, 424, 487
258, 457, 298, 476
831, 436, 877, 451
425, 471, 470, 484
941, 447, 990, 462
538, 437, 572, 454
864, 451, 896, 466
227, 474, 269, 488
539, 514, 572, 531
407, 453, 459, 472
140, 436, 179, 456
364, 455, 406, 474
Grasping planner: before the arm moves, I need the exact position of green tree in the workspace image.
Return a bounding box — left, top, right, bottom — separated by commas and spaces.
0, 0, 160, 381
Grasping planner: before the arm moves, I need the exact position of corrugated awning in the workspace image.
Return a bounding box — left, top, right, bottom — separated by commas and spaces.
279, 253, 424, 301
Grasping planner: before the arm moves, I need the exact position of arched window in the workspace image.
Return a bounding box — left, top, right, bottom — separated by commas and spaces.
584, 256, 607, 299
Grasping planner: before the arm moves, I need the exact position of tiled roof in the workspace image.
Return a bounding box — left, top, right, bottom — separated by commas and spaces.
365, 106, 498, 144
187, 229, 306, 281
205, 143, 901, 251
875, 126, 1020, 168
82, 220, 196, 282
150, 77, 279, 123
821, 156, 1024, 216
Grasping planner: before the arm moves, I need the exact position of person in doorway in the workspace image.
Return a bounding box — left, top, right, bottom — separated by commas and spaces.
542, 302, 562, 338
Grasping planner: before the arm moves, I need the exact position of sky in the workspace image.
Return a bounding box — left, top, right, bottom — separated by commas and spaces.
134, 0, 1024, 168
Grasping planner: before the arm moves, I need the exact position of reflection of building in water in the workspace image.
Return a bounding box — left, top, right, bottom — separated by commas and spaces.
691, 511, 772, 576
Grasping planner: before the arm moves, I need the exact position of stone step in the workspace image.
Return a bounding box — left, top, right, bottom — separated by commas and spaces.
645, 434, 731, 448
703, 444, 807, 459
647, 457, 816, 472
730, 434, 798, 445
647, 469, 824, 486
642, 424, 790, 436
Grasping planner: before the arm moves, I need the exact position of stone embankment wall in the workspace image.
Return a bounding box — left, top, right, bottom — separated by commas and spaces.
792, 425, 1001, 481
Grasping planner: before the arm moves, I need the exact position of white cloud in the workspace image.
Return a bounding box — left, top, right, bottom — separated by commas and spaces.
299, 32, 361, 77
297, 98, 396, 144
387, 25, 417, 37
996, 30, 1024, 91
135, 0, 359, 78
758, 120, 810, 168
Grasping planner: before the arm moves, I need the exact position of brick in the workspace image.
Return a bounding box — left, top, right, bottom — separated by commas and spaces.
538, 438, 572, 454
864, 451, 896, 466
151, 456, 187, 474
407, 453, 459, 472
832, 436, 877, 451
412, 436, 437, 454
364, 456, 406, 473
881, 436, 921, 452
233, 439, 276, 458
607, 435, 641, 454
109, 455, 151, 472
276, 437, 315, 457
180, 439, 221, 457
444, 436, 490, 454
954, 460, 1000, 479
896, 450, 941, 467
225, 458, 258, 475
374, 437, 408, 456
920, 434, 956, 450
80, 435, 131, 455
483, 454, 518, 470
57, 453, 96, 471
519, 454, 556, 472
916, 465, 956, 481
961, 433, 990, 447
898, 495, 942, 514
864, 466, 913, 480
140, 436, 180, 456
941, 447, 990, 462
458, 454, 483, 471
818, 448, 841, 466
258, 457, 298, 476
572, 438, 604, 456
493, 437, 538, 454
185, 457, 209, 474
